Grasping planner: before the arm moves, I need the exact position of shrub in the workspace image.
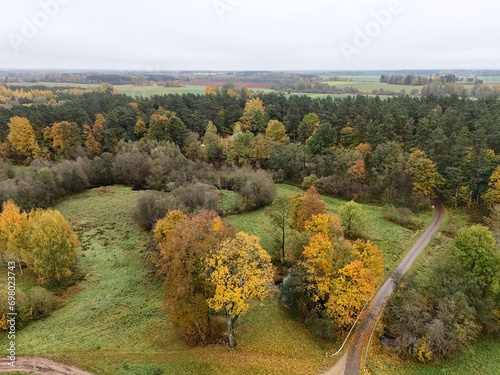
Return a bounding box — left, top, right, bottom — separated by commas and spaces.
172, 183, 221, 213
51, 160, 89, 194
301, 174, 318, 190
382, 205, 424, 230
133, 191, 183, 231
114, 151, 151, 189
26, 287, 59, 320
0, 159, 14, 181
239, 169, 276, 210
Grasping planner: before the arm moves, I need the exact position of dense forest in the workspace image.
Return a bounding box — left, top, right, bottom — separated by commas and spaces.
0, 84, 499, 361
1, 84, 500, 209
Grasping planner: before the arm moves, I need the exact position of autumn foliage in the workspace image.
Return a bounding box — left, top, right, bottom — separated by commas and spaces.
154, 210, 234, 345
0, 201, 79, 283
205, 232, 274, 347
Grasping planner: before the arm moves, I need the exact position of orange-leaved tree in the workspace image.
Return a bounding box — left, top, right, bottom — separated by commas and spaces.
154, 210, 234, 345
293, 186, 327, 232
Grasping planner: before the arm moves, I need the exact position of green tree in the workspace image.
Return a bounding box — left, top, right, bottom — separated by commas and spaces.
454, 225, 499, 293
339, 200, 366, 239
265, 195, 292, 261
306, 122, 335, 155
297, 111, 320, 143
205, 232, 274, 347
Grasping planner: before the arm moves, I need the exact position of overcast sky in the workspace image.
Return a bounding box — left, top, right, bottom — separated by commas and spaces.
1, 0, 499, 71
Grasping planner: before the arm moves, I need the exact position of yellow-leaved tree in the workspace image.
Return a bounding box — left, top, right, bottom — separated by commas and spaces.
405, 148, 445, 199
0, 200, 29, 262
205, 232, 273, 347
7, 117, 42, 162
326, 240, 383, 329
24, 209, 79, 283
300, 233, 335, 304
293, 186, 327, 232
265, 120, 289, 143
43, 121, 81, 159
484, 166, 500, 206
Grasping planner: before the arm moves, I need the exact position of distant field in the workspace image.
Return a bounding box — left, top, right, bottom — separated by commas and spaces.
325, 80, 421, 94
477, 75, 500, 83
187, 80, 274, 89
114, 84, 207, 97
6, 82, 98, 88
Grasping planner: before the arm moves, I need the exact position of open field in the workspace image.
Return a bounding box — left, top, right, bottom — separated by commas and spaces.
0, 186, 496, 374
0, 186, 336, 375
114, 85, 207, 97
325, 80, 421, 94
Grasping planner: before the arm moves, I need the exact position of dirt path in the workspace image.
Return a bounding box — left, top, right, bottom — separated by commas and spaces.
324, 202, 445, 375
0, 357, 95, 375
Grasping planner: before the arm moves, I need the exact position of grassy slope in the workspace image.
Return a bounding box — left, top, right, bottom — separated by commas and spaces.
1, 186, 335, 375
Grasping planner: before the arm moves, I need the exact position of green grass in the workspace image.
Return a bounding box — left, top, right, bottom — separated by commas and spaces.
0, 185, 338, 375
114, 85, 208, 97
367, 336, 500, 375
325, 80, 421, 94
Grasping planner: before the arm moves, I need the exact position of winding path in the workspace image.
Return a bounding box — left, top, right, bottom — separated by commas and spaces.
325, 201, 445, 375
0, 357, 95, 374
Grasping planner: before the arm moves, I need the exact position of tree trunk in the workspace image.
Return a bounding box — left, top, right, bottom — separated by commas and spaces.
281, 224, 286, 262
225, 305, 236, 348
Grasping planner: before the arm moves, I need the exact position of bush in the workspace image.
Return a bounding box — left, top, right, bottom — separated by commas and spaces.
0, 159, 14, 181
114, 151, 151, 189
51, 160, 89, 194
133, 191, 183, 230
382, 205, 424, 230
172, 183, 221, 213
26, 287, 59, 320
77, 154, 115, 187
301, 174, 318, 190
0, 287, 58, 330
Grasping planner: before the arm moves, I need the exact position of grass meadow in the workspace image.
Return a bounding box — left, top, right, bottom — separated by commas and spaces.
0, 186, 336, 375
1, 185, 495, 374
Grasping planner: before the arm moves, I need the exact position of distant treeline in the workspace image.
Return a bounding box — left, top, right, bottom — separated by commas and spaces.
380, 73, 460, 86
